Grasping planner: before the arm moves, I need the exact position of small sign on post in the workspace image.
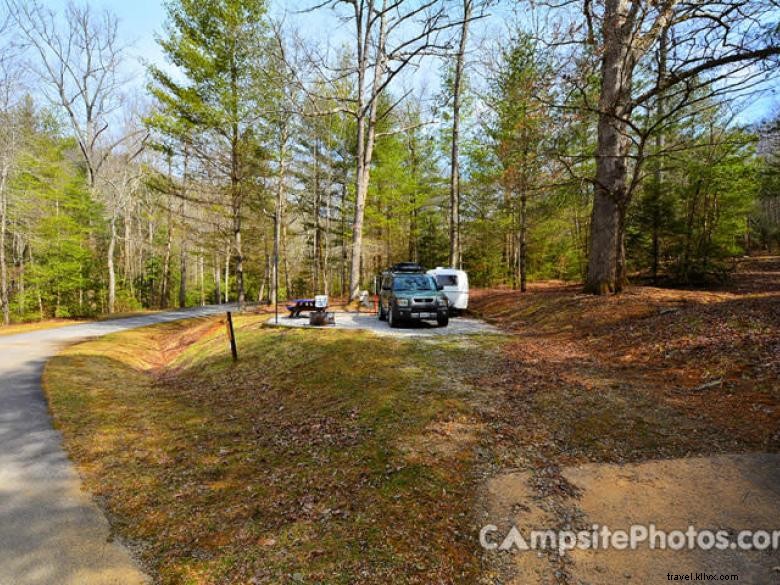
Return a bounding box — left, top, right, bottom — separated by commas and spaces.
225, 311, 238, 361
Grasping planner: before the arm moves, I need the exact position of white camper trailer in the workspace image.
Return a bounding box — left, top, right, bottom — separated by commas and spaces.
427, 267, 469, 313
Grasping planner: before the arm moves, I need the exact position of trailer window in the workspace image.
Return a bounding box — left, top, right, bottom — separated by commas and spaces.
435, 274, 458, 287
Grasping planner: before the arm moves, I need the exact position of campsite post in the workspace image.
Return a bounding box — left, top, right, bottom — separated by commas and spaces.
225, 311, 238, 361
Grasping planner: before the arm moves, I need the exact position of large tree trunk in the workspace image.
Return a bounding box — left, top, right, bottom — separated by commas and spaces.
615, 203, 628, 292
339, 181, 347, 298
107, 215, 117, 314
584, 0, 634, 295
449, 0, 471, 269
349, 0, 387, 300
349, 139, 370, 299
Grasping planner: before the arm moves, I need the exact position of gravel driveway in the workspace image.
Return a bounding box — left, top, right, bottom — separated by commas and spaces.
267, 312, 500, 337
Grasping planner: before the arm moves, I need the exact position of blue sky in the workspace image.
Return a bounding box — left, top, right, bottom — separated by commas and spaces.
44, 0, 778, 124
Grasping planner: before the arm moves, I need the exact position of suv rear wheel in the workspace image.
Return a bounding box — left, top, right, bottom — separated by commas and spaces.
378, 303, 386, 321
388, 305, 398, 328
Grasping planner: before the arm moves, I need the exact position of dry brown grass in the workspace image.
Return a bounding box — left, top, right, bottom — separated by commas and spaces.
469, 256, 780, 466
43, 315, 504, 584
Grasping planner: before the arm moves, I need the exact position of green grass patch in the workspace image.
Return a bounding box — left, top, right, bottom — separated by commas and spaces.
44, 316, 495, 584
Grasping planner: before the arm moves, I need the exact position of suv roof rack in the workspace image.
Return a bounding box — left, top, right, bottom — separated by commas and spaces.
389, 262, 424, 273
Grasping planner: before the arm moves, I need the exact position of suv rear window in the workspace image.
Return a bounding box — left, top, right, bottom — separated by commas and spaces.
435, 274, 458, 287
393, 275, 437, 291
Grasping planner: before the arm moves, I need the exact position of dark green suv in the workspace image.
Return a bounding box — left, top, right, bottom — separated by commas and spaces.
377, 264, 449, 328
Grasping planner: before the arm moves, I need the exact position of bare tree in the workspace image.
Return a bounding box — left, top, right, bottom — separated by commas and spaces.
6, 0, 129, 188
7, 0, 144, 311
307, 0, 462, 298
0, 15, 23, 326
99, 123, 146, 313
575, 0, 780, 293
448, 0, 474, 269
0, 120, 12, 325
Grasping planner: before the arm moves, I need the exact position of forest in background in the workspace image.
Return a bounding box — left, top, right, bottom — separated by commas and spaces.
0, 0, 779, 323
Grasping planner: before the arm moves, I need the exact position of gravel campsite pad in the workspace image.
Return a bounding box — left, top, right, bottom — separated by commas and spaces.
266, 312, 500, 337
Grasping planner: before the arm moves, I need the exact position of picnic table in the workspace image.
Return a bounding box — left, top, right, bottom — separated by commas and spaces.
287, 299, 316, 318
287, 295, 329, 318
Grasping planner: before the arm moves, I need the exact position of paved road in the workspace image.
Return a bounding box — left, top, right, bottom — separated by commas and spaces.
0, 306, 233, 585
268, 312, 501, 337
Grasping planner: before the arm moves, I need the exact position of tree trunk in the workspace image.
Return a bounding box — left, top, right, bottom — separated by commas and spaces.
449, 0, 471, 269
651, 26, 668, 283
179, 240, 187, 308
199, 249, 205, 306
107, 215, 117, 314
233, 208, 244, 308
259, 253, 269, 304
271, 123, 289, 306
615, 203, 628, 292
0, 165, 9, 326
224, 243, 230, 303
271, 210, 280, 306
340, 181, 347, 298
17, 234, 25, 319
123, 205, 132, 289
160, 214, 172, 308
323, 165, 332, 296
350, 144, 371, 299
349, 0, 387, 300
313, 138, 326, 294
586, 191, 621, 294
214, 254, 222, 305
584, 0, 633, 295
282, 222, 291, 299
519, 192, 527, 293
229, 47, 244, 310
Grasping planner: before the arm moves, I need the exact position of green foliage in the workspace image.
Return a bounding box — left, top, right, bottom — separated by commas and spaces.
362, 98, 444, 273
9, 110, 103, 319
2, 9, 771, 328
464, 31, 581, 287
755, 119, 780, 250
146, 0, 272, 184
628, 123, 759, 284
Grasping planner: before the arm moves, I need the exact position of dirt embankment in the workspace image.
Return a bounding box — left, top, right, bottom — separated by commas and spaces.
469, 256, 780, 458
467, 257, 780, 585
